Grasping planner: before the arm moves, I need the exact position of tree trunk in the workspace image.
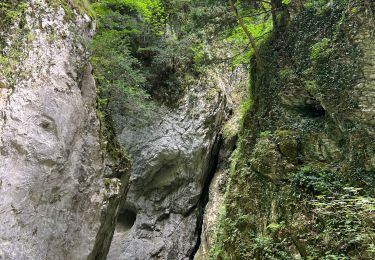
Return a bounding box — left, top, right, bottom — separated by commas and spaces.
293, 0, 303, 11
229, 0, 263, 70
270, 0, 290, 34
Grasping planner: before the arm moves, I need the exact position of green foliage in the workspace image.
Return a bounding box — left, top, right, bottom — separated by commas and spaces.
259, 131, 272, 138
91, 30, 152, 117
191, 44, 205, 69
0, 0, 29, 85
90, 4, 156, 122
267, 221, 285, 232
289, 165, 375, 258
47, 0, 95, 19
90, 30, 144, 87
0, 1, 28, 28
90, 0, 257, 108
251, 234, 291, 260
92, 0, 165, 31
310, 37, 331, 60
239, 98, 253, 124
286, 0, 364, 115
90, 0, 198, 106
224, 0, 273, 67
291, 168, 375, 258
290, 166, 342, 196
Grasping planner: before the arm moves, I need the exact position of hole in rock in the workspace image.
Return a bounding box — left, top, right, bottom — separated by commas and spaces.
297, 103, 326, 118
116, 207, 137, 233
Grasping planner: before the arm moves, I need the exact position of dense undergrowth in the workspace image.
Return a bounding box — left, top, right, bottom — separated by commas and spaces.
91, 1, 203, 110
88, 0, 275, 114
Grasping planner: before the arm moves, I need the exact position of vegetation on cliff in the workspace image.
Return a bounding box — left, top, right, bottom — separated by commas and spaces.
90, 0, 190, 112
46, 0, 374, 258
0, 0, 29, 85
88, 0, 276, 108
211, 0, 375, 259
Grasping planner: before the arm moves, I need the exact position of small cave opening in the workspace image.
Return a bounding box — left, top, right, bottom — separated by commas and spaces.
297, 103, 326, 118
116, 204, 137, 233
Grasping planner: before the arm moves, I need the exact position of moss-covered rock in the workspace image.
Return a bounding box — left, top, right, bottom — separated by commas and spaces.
212, 1, 375, 259
250, 136, 296, 181
274, 130, 299, 161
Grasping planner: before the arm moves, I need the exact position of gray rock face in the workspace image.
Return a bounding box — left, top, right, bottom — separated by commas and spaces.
0, 2, 122, 259
108, 69, 230, 259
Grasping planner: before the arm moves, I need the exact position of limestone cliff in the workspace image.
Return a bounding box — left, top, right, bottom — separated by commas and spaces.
0, 1, 129, 259
1, 1, 373, 260
107, 65, 243, 259
0, 1, 241, 259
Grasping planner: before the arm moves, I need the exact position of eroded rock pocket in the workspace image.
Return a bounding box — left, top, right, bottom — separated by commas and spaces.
116, 204, 137, 233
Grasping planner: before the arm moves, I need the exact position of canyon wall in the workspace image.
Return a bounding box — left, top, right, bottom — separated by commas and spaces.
0, 1, 129, 259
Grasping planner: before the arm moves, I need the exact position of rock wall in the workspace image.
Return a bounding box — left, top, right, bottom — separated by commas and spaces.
212, 6, 375, 259
0, 1, 128, 259
107, 65, 242, 259
352, 27, 375, 137
194, 65, 247, 260
193, 138, 235, 260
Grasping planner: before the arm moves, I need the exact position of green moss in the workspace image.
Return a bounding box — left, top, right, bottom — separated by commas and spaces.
259, 131, 271, 138
0, 1, 30, 86
61, 2, 74, 20
278, 66, 293, 81
222, 118, 238, 140
0, 1, 28, 29
72, 0, 94, 17
310, 37, 331, 61
47, 0, 95, 20
274, 130, 298, 160
304, 79, 318, 92
239, 98, 253, 126
99, 113, 131, 177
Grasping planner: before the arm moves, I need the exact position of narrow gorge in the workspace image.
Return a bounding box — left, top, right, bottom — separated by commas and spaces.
0, 1, 374, 260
